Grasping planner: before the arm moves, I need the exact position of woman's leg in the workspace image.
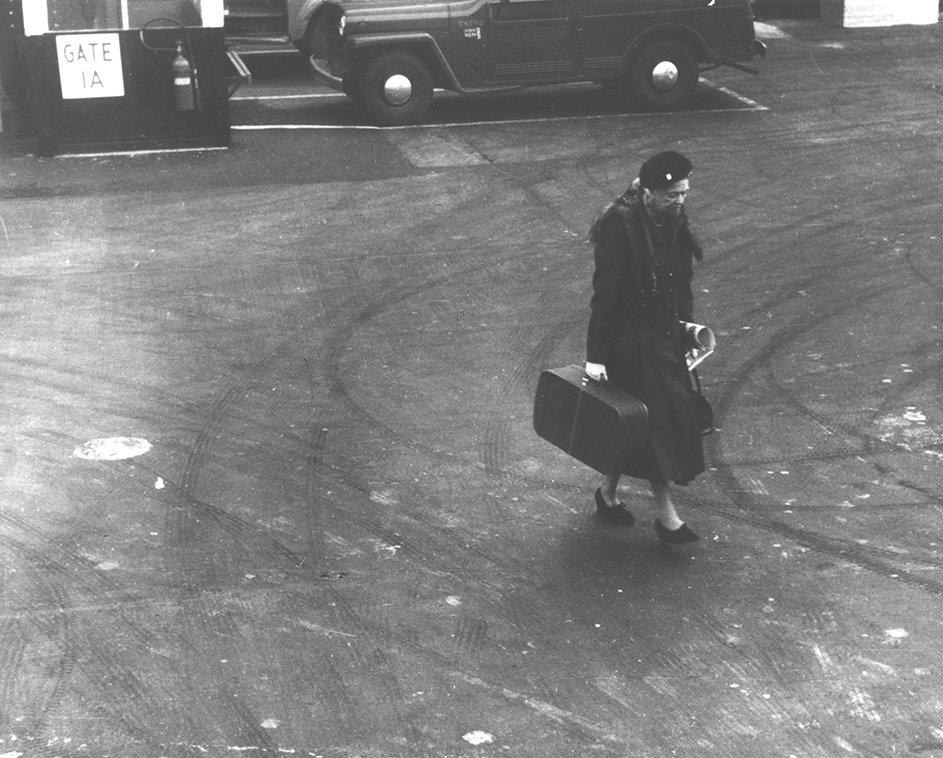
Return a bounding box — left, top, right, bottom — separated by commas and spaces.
601, 472, 621, 506
651, 480, 699, 542
651, 480, 684, 529
595, 472, 634, 525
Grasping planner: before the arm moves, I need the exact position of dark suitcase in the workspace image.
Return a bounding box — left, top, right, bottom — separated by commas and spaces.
533, 365, 648, 475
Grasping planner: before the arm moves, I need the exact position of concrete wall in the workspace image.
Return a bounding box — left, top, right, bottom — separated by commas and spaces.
821, 0, 939, 26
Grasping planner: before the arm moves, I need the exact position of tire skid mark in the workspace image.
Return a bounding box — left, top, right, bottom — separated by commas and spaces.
218, 686, 281, 756
453, 616, 489, 649
901, 236, 943, 294
155, 465, 303, 567
304, 475, 534, 590
21, 428, 312, 584
164, 593, 286, 755
707, 273, 943, 590
706, 494, 943, 598
0, 534, 139, 752
317, 161, 594, 479
180, 346, 287, 496
315, 168, 589, 477
321, 655, 372, 744
321, 258, 501, 467
0, 504, 168, 618
54, 429, 550, 602
1, 352, 213, 432
732, 287, 938, 471
301, 422, 330, 571
2, 448, 317, 752
319, 585, 430, 756
472, 171, 597, 474
707, 281, 892, 429
762, 357, 943, 465
318, 579, 627, 751
478, 295, 587, 476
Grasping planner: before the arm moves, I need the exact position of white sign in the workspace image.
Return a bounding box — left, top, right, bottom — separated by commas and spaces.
56, 34, 125, 100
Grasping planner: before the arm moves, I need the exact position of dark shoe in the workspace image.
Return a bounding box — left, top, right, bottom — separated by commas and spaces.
654, 519, 699, 544
595, 488, 635, 526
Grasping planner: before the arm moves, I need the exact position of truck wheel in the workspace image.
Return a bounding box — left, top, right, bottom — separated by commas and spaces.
359, 51, 433, 126
628, 40, 698, 111
299, 9, 326, 58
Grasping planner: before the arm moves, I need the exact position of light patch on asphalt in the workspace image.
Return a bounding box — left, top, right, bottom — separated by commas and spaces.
812, 645, 834, 671
874, 409, 941, 452
451, 671, 623, 744
743, 474, 770, 496
370, 489, 398, 505
855, 656, 897, 676
73, 437, 152, 460
848, 687, 881, 721
368, 538, 401, 558
753, 21, 791, 39
298, 620, 357, 638
386, 132, 488, 167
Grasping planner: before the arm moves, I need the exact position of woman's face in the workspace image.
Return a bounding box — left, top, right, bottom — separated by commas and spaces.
644, 177, 690, 216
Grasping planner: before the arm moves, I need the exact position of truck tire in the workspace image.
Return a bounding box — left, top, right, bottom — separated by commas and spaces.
359, 51, 433, 126
628, 40, 698, 111
299, 10, 326, 58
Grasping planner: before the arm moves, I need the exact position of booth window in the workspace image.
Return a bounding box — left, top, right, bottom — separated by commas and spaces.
25, 0, 221, 34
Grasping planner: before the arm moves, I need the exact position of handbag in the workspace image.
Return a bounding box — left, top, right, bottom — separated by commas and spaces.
690, 368, 714, 436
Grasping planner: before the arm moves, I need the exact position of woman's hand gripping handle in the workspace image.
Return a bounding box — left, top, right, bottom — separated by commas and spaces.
584, 362, 608, 382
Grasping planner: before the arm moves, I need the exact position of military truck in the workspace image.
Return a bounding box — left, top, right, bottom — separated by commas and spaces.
305, 0, 766, 125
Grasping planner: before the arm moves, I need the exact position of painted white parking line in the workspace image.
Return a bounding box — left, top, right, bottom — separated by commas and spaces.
231, 92, 341, 101
700, 79, 770, 111
54, 146, 229, 158
233, 78, 768, 131
234, 123, 383, 131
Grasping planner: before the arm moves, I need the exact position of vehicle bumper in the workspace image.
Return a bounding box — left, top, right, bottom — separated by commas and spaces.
309, 56, 344, 91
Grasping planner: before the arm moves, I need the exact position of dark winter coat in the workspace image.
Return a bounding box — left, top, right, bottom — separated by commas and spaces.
586, 189, 705, 484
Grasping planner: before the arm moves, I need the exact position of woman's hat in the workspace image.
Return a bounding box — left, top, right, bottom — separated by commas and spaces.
638, 151, 693, 190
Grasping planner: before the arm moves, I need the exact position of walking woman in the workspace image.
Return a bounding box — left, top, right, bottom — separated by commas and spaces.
585, 151, 705, 544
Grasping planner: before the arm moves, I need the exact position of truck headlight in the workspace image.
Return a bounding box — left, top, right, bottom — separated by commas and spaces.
339, 14, 346, 36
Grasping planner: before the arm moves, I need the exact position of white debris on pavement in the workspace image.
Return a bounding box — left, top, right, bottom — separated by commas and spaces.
462, 731, 495, 745
73, 437, 152, 460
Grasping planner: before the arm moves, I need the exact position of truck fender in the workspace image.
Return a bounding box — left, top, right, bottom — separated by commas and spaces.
348, 34, 462, 90
622, 25, 710, 72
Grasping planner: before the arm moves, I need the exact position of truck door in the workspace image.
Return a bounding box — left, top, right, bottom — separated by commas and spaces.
577, 0, 656, 81
487, 0, 576, 84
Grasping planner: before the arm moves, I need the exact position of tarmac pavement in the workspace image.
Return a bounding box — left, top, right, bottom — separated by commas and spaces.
2, 15, 943, 758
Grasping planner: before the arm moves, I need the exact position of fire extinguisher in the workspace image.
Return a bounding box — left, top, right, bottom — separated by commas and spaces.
173, 42, 196, 111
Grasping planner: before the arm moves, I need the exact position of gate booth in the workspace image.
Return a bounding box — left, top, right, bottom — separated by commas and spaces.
18, 0, 230, 155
